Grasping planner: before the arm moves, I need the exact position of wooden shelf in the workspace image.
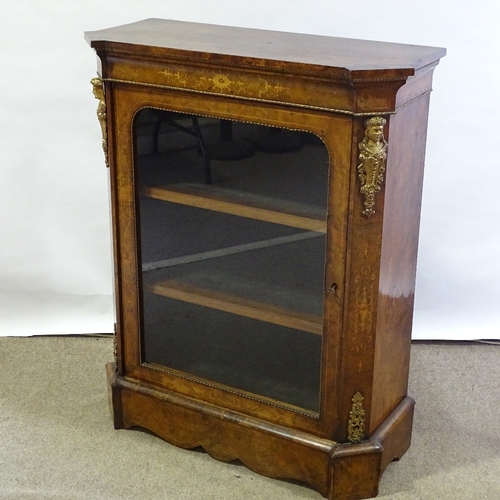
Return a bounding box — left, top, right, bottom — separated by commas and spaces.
149, 279, 324, 335
143, 183, 327, 233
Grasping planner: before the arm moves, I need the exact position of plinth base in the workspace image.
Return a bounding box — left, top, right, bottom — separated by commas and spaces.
106, 363, 414, 499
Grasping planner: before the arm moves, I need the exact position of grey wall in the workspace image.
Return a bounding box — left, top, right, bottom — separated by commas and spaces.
1, 1, 498, 339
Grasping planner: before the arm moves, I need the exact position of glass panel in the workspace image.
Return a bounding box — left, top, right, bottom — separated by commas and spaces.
135, 109, 329, 413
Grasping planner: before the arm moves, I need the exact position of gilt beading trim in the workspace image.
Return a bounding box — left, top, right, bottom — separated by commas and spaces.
100, 77, 397, 117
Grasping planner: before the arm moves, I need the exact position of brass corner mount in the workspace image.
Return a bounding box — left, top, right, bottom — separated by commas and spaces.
348, 391, 366, 443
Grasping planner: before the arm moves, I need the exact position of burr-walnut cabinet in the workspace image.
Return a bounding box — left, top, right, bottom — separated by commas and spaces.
85, 19, 445, 499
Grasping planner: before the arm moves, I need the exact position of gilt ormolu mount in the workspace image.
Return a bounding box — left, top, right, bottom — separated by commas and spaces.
85, 19, 445, 499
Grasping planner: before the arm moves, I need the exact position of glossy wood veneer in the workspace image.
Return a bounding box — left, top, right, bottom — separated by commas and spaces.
107, 362, 414, 498
87, 18, 445, 499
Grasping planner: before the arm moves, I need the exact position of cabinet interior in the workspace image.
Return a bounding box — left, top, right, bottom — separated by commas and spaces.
134, 109, 330, 413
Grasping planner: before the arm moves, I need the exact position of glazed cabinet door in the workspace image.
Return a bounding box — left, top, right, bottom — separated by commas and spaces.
109, 82, 352, 437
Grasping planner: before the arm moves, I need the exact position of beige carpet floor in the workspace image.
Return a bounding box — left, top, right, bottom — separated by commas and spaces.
0, 336, 498, 499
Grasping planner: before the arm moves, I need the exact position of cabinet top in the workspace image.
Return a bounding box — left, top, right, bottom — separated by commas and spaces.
85, 18, 445, 82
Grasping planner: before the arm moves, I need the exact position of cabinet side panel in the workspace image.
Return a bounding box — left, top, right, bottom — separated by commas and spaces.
369, 94, 431, 433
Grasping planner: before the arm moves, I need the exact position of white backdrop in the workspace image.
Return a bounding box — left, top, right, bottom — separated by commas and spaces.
1, 1, 499, 339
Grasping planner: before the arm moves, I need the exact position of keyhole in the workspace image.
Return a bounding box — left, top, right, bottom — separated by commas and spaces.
327, 283, 338, 294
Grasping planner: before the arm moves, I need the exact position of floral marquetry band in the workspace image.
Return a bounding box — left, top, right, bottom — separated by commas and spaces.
158, 68, 287, 99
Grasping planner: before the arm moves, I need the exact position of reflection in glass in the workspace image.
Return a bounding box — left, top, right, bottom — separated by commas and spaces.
135, 109, 329, 412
